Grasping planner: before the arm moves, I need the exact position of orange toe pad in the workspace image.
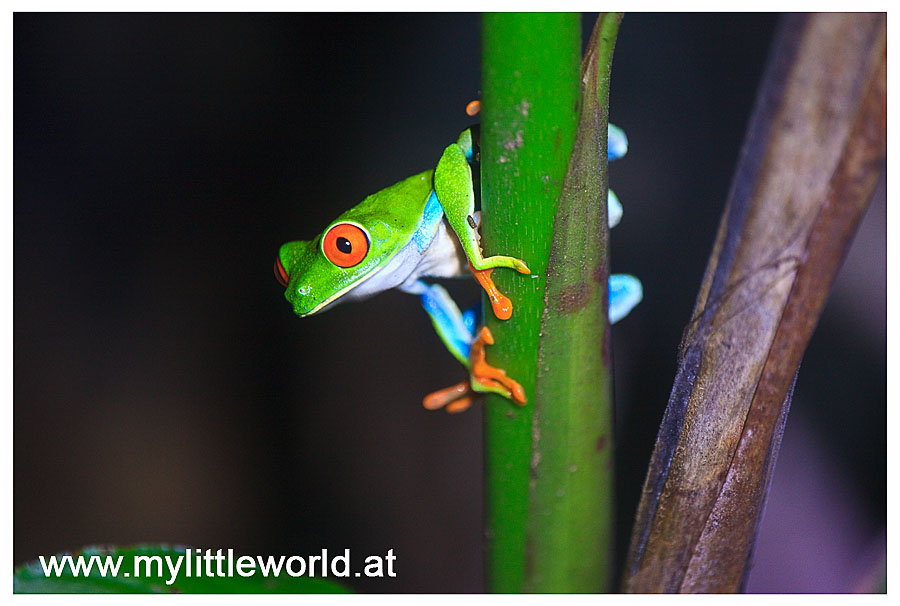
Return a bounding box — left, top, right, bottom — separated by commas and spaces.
423, 381, 470, 411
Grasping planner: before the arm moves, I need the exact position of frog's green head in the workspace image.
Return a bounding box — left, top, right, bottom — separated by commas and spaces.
275, 171, 434, 317
274, 220, 381, 317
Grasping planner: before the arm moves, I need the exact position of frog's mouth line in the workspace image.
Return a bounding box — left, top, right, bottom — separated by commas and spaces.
294, 264, 382, 318
297, 282, 364, 317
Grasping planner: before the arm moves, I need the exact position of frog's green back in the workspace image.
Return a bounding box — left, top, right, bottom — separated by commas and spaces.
279, 170, 436, 316
336, 170, 434, 238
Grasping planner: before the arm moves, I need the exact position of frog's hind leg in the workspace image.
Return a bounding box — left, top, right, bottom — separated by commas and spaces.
400, 279, 473, 368
608, 274, 643, 324
423, 382, 472, 413
467, 326, 526, 404
608, 188, 623, 228
608, 123, 628, 161
422, 325, 527, 412
403, 279, 526, 411
605, 124, 643, 323
461, 303, 481, 336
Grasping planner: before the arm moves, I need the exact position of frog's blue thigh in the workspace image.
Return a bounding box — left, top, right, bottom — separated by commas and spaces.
607, 189, 623, 228
608, 124, 629, 162
461, 304, 481, 337
407, 280, 474, 366
608, 274, 643, 324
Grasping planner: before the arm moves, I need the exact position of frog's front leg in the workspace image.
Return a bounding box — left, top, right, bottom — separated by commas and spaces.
400, 279, 526, 413
433, 130, 530, 320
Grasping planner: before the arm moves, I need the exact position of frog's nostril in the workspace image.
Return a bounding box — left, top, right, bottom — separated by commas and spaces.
274, 257, 289, 288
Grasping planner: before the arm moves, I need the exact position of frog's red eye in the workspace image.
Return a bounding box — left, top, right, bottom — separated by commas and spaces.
274, 257, 289, 287
322, 223, 369, 268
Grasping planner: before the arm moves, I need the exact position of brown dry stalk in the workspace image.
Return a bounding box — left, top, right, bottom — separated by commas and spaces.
622, 13, 886, 593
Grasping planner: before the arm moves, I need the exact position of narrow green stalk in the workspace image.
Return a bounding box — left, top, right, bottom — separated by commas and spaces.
527, 14, 621, 593
480, 13, 581, 593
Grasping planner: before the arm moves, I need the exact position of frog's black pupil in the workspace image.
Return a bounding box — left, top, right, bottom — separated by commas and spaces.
336, 237, 352, 254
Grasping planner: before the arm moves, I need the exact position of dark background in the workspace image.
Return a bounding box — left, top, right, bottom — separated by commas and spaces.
15, 13, 885, 592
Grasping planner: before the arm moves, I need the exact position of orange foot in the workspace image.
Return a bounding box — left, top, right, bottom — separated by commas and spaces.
470, 263, 516, 320
469, 327, 527, 404
423, 382, 473, 414
421, 327, 526, 413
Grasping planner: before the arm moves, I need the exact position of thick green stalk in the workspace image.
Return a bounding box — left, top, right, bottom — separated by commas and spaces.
480, 13, 587, 592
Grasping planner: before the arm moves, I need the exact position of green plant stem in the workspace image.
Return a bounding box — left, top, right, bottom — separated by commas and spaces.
482, 12, 619, 593
527, 13, 621, 593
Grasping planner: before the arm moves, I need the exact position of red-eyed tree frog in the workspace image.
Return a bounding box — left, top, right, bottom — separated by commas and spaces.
275, 124, 642, 413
